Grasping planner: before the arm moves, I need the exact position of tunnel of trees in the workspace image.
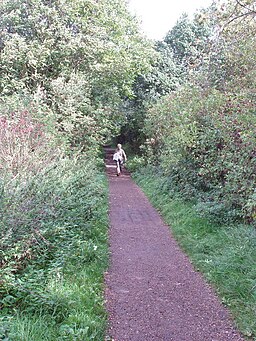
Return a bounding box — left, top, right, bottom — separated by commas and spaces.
0, 0, 255, 339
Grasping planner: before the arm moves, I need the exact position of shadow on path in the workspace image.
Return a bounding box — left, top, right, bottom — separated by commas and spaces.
104, 148, 244, 341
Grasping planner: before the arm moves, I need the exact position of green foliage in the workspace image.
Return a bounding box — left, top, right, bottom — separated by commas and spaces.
0, 153, 109, 340
0, 1, 155, 338
202, 0, 256, 91
0, 0, 151, 339
137, 1, 256, 224
0, 0, 153, 148
134, 167, 256, 338
125, 155, 146, 173
119, 41, 182, 149
143, 86, 256, 223
119, 10, 212, 150
164, 13, 211, 69
0, 107, 108, 340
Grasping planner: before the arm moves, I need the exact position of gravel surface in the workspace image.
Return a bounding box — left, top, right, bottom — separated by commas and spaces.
104, 148, 244, 341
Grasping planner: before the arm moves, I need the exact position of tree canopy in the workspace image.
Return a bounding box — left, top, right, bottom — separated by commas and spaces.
0, 0, 154, 149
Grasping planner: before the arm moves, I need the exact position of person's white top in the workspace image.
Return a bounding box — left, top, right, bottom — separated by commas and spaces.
113, 149, 127, 162
113, 152, 120, 161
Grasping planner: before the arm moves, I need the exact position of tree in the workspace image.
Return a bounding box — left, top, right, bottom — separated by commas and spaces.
119, 40, 183, 149
119, 12, 212, 149
0, 0, 153, 148
164, 13, 211, 71
140, 0, 256, 223
191, 0, 256, 91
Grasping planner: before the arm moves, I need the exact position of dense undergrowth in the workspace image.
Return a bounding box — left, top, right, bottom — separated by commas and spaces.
1, 0, 255, 339
0, 118, 109, 340
132, 166, 256, 340
142, 87, 256, 225
124, 1, 256, 227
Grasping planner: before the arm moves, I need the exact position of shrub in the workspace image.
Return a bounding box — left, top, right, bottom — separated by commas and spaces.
126, 155, 146, 173
0, 110, 104, 305
143, 86, 256, 223
0, 110, 59, 177
0, 140, 108, 339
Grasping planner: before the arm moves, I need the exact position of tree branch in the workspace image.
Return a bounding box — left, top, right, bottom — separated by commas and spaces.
225, 10, 256, 26
236, 0, 256, 13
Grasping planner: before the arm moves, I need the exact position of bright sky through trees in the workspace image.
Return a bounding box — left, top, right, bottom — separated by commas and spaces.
128, 0, 213, 40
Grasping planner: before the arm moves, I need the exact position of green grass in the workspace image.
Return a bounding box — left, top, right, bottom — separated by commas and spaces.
0, 159, 109, 341
1, 211, 109, 341
134, 168, 256, 340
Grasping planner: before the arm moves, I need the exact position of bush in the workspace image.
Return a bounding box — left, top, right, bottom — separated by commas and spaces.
143, 86, 256, 223
126, 155, 146, 173
0, 153, 108, 339
0, 111, 108, 340
0, 152, 105, 296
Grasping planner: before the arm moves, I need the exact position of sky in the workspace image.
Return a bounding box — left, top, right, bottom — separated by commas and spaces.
128, 0, 213, 40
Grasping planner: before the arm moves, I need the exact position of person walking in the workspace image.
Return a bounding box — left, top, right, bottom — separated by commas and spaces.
113, 144, 127, 176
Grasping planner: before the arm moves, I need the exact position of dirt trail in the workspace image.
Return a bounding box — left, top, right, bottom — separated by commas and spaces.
104, 148, 244, 341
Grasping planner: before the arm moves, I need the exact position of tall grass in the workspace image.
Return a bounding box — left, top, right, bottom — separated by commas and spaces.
133, 166, 256, 340
0, 113, 109, 340
0, 158, 109, 340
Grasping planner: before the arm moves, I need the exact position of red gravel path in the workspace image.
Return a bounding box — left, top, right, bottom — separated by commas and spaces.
104, 148, 244, 341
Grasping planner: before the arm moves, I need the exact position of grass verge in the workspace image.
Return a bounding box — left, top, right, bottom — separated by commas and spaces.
0, 158, 109, 341
133, 167, 256, 340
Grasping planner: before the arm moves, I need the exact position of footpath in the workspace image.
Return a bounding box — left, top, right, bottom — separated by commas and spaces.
104, 148, 244, 341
